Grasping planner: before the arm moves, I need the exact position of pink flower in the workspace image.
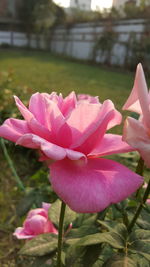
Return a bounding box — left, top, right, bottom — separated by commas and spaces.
0, 92, 143, 213
13, 202, 58, 239
123, 64, 150, 167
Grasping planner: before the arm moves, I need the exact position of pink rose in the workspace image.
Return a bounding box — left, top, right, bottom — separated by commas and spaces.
0, 92, 143, 212
13, 202, 58, 239
123, 64, 150, 168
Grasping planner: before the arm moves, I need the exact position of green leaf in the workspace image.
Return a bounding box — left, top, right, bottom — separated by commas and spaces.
81, 244, 102, 267
48, 199, 76, 227
97, 220, 117, 231
19, 233, 57, 256
103, 254, 136, 267
67, 231, 125, 249
128, 229, 150, 261
30, 255, 55, 267
137, 209, 150, 230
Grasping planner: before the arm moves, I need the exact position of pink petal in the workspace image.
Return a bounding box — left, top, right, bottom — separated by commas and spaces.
14, 96, 33, 121
29, 93, 49, 126
24, 215, 47, 235
68, 100, 121, 150
88, 134, 134, 158
50, 158, 143, 213
123, 64, 150, 129
15, 95, 53, 142
123, 117, 150, 167
73, 109, 116, 155
13, 227, 34, 239
61, 91, 77, 116
66, 149, 86, 161
0, 118, 30, 142
27, 208, 48, 219
17, 134, 67, 160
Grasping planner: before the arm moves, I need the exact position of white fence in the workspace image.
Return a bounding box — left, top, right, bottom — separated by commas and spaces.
0, 19, 148, 66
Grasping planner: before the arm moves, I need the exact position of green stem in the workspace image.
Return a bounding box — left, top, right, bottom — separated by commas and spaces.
0, 138, 25, 191
127, 179, 150, 233
57, 201, 66, 267
135, 157, 144, 198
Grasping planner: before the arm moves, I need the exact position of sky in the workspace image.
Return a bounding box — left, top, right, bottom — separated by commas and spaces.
53, 0, 113, 10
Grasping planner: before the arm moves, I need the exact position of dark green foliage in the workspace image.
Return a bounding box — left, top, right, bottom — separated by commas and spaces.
19, 233, 58, 256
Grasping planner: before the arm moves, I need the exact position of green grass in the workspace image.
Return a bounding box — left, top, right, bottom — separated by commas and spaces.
0, 49, 134, 111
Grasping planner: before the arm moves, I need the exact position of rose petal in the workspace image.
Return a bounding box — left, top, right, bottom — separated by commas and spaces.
13, 227, 34, 239
68, 100, 121, 150
123, 64, 150, 129
17, 134, 67, 160
50, 158, 143, 213
24, 215, 47, 235
0, 118, 30, 142
123, 117, 150, 167
88, 134, 134, 158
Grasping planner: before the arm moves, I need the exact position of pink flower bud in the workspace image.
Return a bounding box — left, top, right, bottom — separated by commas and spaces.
13, 203, 58, 239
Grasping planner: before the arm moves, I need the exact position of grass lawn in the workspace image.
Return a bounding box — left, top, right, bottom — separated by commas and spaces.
0, 49, 147, 265
0, 49, 134, 110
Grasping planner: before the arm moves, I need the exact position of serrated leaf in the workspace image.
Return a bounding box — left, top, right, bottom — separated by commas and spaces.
103, 254, 136, 267
19, 233, 57, 256
48, 199, 76, 227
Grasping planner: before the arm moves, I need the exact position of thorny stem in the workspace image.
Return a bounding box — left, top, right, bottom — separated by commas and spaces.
57, 201, 66, 267
0, 138, 25, 191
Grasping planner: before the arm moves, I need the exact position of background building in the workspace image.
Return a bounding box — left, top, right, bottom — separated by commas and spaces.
112, 0, 143, 9
70, 0, 91, 10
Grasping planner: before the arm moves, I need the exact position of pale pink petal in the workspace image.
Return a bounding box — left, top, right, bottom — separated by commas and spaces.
104, 100, 122, 130
66, 149, 86, 161
17, 134, 67, 160
68, 100, 121, 149
14, 95, 53, 142
28, 117, 53, 142
88, 134, 134, 158
134, 64, 150, 128
14, 96, 33, 121
123, 64, 150, 128
0, 118, 30, 142
13, 227, 34, 239
123, 117, 150, 167
73, 110, 116, 154
67, 102, 101, 145
61, 91, 77, 116
29, 93, 49, 126
50, 158, 143, 213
